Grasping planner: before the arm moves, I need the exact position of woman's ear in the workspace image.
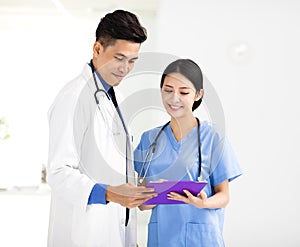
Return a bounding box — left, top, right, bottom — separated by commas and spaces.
195, 89, 204, 101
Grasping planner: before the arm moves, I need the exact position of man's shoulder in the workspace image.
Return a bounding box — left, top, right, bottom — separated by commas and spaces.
52, 65, 91, 102
48, 65, 91, 116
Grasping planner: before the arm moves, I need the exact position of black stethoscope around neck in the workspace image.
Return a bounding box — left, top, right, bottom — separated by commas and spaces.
90, 60, 111, 105
138, 118, 202, 185
90, 60, 123, 136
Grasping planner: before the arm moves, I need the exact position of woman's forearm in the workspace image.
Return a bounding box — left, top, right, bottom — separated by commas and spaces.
202, 191, 230, 208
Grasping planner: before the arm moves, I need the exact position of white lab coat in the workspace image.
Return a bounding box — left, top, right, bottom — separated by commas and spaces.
47, 63, 137, 247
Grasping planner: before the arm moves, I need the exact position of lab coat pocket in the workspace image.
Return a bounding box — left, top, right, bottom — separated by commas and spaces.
71, 204, 122, 246
147, 222, 158, 247
185, 222, 224, 247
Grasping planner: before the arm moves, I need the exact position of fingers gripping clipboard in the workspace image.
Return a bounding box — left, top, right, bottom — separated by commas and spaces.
143, 181, 207, 205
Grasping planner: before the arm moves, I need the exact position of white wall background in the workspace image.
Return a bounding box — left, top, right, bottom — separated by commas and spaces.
157, 1, 300, 246
0, 0, 299, 246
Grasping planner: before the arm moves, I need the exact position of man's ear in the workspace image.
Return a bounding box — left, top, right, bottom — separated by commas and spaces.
93, 41, 103, 57
195, 89, 204, 101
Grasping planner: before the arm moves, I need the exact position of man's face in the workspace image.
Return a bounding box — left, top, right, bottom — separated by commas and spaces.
92, 39, 140, 87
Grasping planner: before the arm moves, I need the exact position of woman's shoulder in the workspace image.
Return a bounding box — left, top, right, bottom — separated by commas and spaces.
136, 125, 167, 150
140, 124, 166, 139
200, 120, 216, 134
200, 120, 226, 142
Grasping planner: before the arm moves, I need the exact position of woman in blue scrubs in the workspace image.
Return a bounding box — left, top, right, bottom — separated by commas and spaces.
134, 59, 242, 247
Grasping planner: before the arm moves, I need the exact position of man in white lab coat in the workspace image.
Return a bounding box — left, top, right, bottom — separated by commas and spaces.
47, 10, 156, 247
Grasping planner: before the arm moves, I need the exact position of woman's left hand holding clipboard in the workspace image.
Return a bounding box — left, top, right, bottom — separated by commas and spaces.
167, 190, 208, 208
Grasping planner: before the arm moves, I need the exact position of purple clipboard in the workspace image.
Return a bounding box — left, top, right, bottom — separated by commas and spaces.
143, 180, 207, 205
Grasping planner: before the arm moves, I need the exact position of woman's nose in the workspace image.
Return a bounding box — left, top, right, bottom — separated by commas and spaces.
170, 91, 180, 102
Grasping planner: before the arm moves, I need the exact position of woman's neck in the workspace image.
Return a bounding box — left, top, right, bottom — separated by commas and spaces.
170, 115, 198, 141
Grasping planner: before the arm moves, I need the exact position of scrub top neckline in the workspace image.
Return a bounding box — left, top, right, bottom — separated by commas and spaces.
165, 124, 199, 152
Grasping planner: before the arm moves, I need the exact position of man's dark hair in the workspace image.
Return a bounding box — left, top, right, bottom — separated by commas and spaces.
96, 10, 147, 49
160, 59, 204, 111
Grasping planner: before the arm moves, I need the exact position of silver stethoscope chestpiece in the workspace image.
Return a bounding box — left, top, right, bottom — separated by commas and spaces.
138, 178, 144, 186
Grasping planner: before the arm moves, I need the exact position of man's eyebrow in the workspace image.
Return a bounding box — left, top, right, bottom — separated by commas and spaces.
115, 53, 139, 60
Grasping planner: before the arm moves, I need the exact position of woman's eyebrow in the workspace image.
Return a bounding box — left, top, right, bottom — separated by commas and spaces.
164, 84, 192, 90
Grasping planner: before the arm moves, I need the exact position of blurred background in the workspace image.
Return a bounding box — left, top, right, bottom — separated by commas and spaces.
0, 0, 299, 246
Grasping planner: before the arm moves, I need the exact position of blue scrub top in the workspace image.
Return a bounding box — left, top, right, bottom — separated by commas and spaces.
134, 121, 242, 247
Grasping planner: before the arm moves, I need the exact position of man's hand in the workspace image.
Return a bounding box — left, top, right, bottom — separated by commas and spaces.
106, 183, 157, 208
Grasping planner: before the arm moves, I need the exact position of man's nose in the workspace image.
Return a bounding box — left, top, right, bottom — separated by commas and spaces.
118, 60, 130, 74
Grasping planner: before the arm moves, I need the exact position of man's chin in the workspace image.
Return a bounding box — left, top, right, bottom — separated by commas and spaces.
112, 80, 122, 86
106, 78, 122, 87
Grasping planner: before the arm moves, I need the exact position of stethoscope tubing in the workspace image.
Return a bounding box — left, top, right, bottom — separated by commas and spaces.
90, 60, 110, 104
138, 118, 202, 185
90, 60, 123, 137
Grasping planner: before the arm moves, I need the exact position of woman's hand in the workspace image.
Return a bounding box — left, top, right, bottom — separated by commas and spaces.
167, 190, 208, 208
168, 180, 230, 209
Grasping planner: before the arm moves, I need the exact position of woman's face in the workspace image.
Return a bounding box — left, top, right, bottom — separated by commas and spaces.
161, 72, 201, 119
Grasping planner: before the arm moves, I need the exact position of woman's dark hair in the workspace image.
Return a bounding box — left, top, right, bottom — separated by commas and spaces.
160, 59, 203, 111
95, 10, 147, 49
